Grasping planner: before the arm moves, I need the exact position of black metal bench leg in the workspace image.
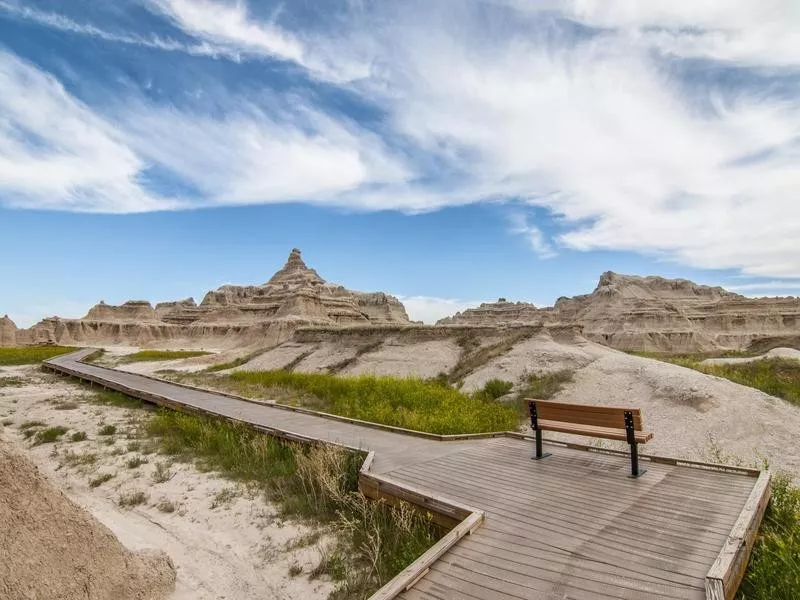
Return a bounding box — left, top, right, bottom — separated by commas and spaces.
532, 428, 551, 460
628, 440, 646, 478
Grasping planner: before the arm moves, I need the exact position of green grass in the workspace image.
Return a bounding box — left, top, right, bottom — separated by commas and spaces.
126, 456, 148, 469
70, 431, 88, 442
145, 409, 439, 596
32, 426, 68, 445
120, 349, 211, 363
199, 370, 521, 434
473, 379, 514, 401
518, 370, 575, 400
86, 389, 146, 409
739, 473, 800, 599
0, 346, 76, 365
19, 420, 46, 430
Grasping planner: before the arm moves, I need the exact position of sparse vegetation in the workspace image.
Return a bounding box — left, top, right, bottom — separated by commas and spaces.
210, 487, 238, 509
118, 490, 148, 507
157, 499, 176, 513
288, 563, 303, 577
1, 418, 13, 426
33, 426, 68, 445
61, 451, 98, 467
70, 431, 88, 442
145, 410, 439, 596
0, 376, 25, 387
98, 424, 117, 436
152, 461, 174, 483
202, 349, 268, 373
0, 345, 76, 365
53, 400, 78, 410
120, 349, 211, 363
19, 420, 46, 430
126, 456, 148, 469
89, 473, 115, 488
181, 370, 520, 435
633, 353, 800, 406
448, 330, 533, 383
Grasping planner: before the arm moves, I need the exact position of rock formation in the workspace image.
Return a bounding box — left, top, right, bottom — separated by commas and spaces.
438, 271, 800, 352
0, 440, 176, 600
6, 249, 410, 349
0, 315, 17, 346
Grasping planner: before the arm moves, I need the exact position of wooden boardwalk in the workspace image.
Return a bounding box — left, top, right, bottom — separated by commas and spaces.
44, 350, 770, 600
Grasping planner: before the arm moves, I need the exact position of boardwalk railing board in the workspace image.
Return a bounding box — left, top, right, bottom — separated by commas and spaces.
42, 349, 770, 600
705, 470, 772, 600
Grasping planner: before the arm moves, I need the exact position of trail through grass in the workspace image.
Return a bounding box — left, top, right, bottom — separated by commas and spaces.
0, 346, 76, 365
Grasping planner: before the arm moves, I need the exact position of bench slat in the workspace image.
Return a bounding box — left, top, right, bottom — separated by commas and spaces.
531, 400, 644, 430
538, 420, 653, 443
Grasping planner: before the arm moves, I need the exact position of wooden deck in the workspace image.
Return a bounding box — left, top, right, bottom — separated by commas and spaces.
43, 349, 770, 600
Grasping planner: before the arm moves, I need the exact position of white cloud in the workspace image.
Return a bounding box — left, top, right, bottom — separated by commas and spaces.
148, 0, 371, 81
0, 51, 175, 212
397, 296, 488, 324
508, 213, 556, 258
727, 281, 800, 293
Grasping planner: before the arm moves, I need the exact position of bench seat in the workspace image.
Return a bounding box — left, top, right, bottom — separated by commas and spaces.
538, 419, 653, 444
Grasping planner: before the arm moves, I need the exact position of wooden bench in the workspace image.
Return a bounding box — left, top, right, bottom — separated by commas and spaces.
528, 399, 654, 477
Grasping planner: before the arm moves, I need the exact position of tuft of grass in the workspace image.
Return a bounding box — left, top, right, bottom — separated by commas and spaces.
118, 490, 148, 507
519, 370, 575, 400
89, 473, 115, 488
474, 379, 513, 401
126, 456, 148, 469
121, 349, 211, 363
739, 473, 800, 599
1, 419, 13, 427
288, 563, 303, 577
0, 376, 25, 387
157, 499, 176, 513
152, 461, 174, 483
33, 426, 68, 445
19, 420, 46, 430
53, 400, 79, 410
210, 487, 238, 509
0, 346, 76, 365
70, 431, 88, 442
98, 424, 117, 436
62, 451, 97, 467
188, 370, 520, 435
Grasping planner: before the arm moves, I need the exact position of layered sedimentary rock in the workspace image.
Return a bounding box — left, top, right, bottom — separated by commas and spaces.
439, 271, 800, 352
0, 315, 17, 346
7, 249, 410, 348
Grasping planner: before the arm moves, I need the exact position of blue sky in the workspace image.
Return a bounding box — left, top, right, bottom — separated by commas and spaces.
1, 1, 799, 326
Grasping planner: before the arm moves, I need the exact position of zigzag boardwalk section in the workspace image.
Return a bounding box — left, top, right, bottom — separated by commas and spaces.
44, 350, 769, 600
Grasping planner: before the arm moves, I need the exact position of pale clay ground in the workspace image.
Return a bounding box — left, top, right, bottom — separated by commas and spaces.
0, 364, 334, 600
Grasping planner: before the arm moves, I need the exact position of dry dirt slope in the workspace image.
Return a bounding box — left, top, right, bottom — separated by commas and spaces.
0, 440, 176, 600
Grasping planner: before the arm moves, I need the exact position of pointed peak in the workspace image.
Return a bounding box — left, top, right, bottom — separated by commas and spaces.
266, 248, 325, 286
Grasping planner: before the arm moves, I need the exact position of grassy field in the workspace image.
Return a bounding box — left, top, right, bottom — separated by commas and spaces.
143, 409, 439, 598
120, 349, 211, 363
0, 346, 76, 365
179, 370, 521, 435
631, 352, 800, 406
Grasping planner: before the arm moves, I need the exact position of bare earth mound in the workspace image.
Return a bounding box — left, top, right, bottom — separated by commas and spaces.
0, 440, 176, 600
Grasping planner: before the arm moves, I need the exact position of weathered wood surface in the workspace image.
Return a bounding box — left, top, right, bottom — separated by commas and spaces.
45, 349, 766, 600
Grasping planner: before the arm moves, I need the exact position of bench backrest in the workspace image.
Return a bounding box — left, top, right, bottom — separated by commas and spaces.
529, 399, 645, 431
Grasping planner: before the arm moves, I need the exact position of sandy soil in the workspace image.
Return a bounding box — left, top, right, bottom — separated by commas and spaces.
701, 347, 800, 365
0, 365, 333, 600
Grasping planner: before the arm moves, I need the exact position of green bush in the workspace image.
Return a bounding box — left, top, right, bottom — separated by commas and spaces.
475, 379, 513, 400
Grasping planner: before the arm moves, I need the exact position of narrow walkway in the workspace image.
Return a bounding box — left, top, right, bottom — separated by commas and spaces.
45, 350, 767, 600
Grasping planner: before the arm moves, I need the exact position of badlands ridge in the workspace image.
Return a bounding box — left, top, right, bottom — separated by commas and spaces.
3, 248, 799, 354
